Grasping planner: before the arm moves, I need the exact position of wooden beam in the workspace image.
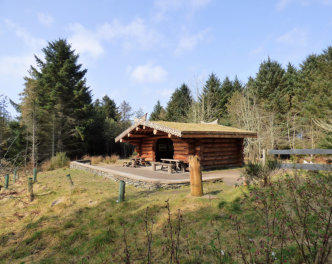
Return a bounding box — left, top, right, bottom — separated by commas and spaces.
269, 149, 332, 155
181, 134, 257, 139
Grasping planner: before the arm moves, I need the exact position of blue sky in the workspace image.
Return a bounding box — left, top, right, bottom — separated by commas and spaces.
1, 0, 331, 117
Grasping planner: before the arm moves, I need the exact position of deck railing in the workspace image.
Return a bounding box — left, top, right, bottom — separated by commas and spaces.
267, 149, 332, 171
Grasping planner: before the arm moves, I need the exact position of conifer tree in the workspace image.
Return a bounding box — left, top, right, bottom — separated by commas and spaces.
165, 84, 192, 122
23, 39, 93, 159
150, 100, 166, 121
198, 73, 222, 121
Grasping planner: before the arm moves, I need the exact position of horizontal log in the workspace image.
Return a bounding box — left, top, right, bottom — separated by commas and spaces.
203, 144, 239, 148
202, 149, 242, 156
182, 133, 257, 139
201, 155, 240, 161
269, 149, 332, 155
279, 163, 332, 171
200, 138, 239, 143
201, 158, 240, 165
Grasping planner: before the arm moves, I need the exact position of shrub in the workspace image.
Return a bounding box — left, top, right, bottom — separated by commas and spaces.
91, 156, 103, 165
42, 152, 69, 171
104, 155, 119, 164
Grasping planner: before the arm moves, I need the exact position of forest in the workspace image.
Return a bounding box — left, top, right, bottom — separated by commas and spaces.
0, 39, 331, 168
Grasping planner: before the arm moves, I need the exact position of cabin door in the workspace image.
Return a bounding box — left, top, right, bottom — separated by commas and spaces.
155, 138, 174, 161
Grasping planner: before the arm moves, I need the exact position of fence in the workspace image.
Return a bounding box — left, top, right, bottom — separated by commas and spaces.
267, 149, 332, 171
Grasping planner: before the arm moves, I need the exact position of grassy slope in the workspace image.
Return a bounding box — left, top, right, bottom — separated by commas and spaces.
0, 168, 242, 263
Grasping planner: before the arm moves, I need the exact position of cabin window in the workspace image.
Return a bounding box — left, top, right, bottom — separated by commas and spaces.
155, 138, 174, 161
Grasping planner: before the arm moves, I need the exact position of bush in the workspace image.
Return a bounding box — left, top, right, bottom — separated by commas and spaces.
42, 152, 69, 171
91, 156, 103, 165
104, 155, 119, 164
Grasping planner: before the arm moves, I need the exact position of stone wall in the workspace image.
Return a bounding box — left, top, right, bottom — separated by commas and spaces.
70, 161, 189, 190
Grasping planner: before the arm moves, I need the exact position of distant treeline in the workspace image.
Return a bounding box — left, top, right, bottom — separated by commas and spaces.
0, 39, 331, 167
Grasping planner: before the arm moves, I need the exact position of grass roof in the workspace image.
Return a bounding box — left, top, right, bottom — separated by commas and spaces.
152, 121, 255, 134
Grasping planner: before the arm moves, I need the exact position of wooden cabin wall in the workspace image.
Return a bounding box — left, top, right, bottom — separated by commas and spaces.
127, 137, 191, 162
172, 138, 190, 162
125, 137, 244, 168
198, 138, 244, 170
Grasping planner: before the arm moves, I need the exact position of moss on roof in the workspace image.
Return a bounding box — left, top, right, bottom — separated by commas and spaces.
152, 121, 255, 134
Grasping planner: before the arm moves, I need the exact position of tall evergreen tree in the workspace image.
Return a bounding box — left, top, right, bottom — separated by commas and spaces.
150, 100, 166, 121
166, 84, 192, 122
22, 39, 93, 159
249, 57, 287, 114
198, 73, 222, 121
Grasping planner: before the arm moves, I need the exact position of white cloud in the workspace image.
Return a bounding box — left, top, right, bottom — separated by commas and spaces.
68, 19, 162, 58
37, 12, 54, 26
97, 18, 162, 50
158, 88, 173, 98
4, 19, 46, 50
68, 23, 104, 58
0, 54, 35, 77
277, 28, 308, 46
175, 28, 210, 55
276, 0, 332, 11
154, 0, 211, 21
130, 63, 168, 83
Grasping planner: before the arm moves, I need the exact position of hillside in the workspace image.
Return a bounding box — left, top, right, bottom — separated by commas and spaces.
0, 168, 241, 263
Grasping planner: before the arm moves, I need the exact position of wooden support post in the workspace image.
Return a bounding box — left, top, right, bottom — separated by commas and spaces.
189, 155, 203, 197
168, 165, 172, 174
28, 177, 34, 201
5, 174, 9, 189
33, 168, 37, 182
152, 163, 156, 171
262, 149, 266, 166
118, 180, 125, 202
66, 174, 74, 186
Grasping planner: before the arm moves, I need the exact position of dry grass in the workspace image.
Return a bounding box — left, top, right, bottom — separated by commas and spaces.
153, 120, 255, 134
103, 155, 119, 164
0, 168, 241, 263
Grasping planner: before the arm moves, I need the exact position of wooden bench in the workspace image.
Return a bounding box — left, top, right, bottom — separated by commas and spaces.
150, 161, 174, 174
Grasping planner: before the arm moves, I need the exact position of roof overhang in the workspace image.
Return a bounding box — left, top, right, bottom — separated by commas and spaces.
115, 121, 257, 142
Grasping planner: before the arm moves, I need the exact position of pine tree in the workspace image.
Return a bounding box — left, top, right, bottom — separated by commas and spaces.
165, 84, 192, 122
150, 100, 166, 121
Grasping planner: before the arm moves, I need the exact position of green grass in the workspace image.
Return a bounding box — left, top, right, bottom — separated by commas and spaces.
0, 168, 244, 263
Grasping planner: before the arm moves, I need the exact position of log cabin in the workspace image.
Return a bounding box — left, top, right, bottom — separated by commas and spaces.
115, 117, 257, 170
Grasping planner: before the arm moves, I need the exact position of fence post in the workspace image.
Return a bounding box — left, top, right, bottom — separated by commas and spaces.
189, 155, 203, 197
13, 169, 17, 183
262, 149, 267, 166
118, 180, 125, 202
66, 174, 74, 186
5, 174, 9, 189
28, 177, 34, 201
33, 168, 37, 182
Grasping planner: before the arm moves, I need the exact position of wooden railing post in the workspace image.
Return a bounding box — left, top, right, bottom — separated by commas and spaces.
118, 180, 126, 202
28, 177, 34, 201
189, 155, 203, 197
33, 168, 37, 182
5, 174, 9, 189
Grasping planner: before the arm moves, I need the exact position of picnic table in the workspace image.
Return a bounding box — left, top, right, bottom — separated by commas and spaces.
123, 157, 148, 167
160, 159, 186, 172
